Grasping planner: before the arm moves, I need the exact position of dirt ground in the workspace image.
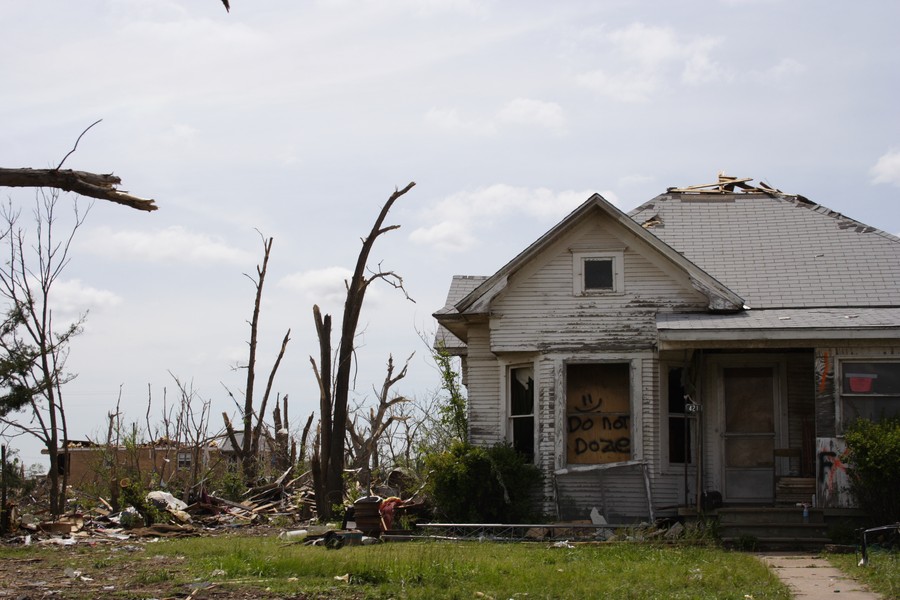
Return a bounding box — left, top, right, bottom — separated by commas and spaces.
0, 530, 326, 600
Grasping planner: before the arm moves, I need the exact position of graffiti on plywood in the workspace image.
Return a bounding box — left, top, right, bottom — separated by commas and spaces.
816, 437, 853, 508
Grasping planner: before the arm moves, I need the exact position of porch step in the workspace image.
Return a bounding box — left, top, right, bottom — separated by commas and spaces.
717, 507, 830, 548
718, 507, 823, 525
719, 523, 829, 541
775, 477, 816, 505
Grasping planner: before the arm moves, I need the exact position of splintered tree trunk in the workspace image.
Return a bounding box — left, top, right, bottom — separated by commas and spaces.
311, 307, 333, 517
222, 235, 290, 485
310, 182, 415, 520
0, 168, 157, 211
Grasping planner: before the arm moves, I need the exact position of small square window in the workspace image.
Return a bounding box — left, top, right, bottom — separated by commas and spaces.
584, 259, 614, 290
572, 251, 624, 295
177, 451, 192, 470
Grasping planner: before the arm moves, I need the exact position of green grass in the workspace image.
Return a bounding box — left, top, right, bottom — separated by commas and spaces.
0, 537, 794, 599
140, 538, 791, 599
827, 550, 899, 599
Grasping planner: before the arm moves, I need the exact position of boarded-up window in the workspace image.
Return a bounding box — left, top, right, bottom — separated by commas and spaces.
509, 366, 535, 462
566, 363, 630, 464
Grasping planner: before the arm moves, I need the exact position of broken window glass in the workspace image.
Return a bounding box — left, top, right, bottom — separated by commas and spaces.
509, 366, 535, 462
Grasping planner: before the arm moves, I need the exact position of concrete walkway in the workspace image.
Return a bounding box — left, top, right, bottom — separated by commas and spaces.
757, 552, 883, 599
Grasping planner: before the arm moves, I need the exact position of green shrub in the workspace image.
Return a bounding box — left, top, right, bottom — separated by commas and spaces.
425, 441, 543, 523
844, 417, 900, 525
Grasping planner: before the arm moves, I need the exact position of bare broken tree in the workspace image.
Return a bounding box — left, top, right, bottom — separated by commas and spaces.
0, 191, 88, 515
0, 121, 156, 212
0, 169, 156, 212
309, 181, 415, 519
223, 234, 291, 484
346, 354, 413, 492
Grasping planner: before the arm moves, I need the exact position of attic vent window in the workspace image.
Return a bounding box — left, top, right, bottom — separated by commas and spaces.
585, 259, 613, 290
573, 251, 623, 295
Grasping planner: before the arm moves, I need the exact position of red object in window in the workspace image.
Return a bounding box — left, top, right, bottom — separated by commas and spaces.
847, 374, 876, 393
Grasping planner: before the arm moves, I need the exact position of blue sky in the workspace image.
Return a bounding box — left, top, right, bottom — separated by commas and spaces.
2, 0, 899, 466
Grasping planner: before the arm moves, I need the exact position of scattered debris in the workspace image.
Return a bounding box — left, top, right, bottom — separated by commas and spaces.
667, 172, 788, 197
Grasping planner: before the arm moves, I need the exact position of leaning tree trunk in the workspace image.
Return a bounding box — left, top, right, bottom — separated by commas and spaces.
310, 182, 415, 520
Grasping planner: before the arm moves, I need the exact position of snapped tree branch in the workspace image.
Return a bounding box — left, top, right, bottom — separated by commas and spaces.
0, 168, 157, 212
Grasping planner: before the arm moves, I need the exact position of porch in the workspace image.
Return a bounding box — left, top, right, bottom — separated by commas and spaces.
678, 505, 869, 549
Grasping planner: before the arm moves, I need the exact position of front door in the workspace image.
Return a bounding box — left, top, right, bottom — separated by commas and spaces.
721, 366, 777, 503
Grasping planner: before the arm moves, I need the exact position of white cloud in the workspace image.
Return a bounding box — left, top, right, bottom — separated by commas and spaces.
156, 123, 199, 147
278, 266, 353, 306
871, 150, 900, 187
497, 98, 567, 135
78, 226, 255, 266
576, 23, 730, 102
425, 107, 496, 135
680, 38, 730, 85
750, 57, 806, 83
427, 98, 567, 136
409, 220, 476, 253
410, 185, 609, 253
316, 0, 490, 18
618, 174, 656, 188
576, 69, 659, 103
52, 279, 123, 319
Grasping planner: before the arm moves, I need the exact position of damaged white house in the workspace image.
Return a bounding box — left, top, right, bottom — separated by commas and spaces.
434, 175, 900, 522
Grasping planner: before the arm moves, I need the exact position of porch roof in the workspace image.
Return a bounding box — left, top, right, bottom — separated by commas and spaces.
657, 307, 900, 345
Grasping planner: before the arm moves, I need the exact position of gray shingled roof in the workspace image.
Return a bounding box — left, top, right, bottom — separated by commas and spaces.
630, 193, 900, 309
435, 275, 488, 315
434, 275, 488, 350
658, 307, 900, 332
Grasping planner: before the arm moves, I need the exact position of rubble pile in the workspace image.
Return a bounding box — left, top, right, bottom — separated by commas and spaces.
1, 467, 424, 548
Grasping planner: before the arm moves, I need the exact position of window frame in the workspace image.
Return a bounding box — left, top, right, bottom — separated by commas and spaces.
572, 251, 624, 296
837, 358, 900, 432
662, 364, 694, 469
562, 359, 635, 467
176, 450, 192, 470
506, 363, 536, 463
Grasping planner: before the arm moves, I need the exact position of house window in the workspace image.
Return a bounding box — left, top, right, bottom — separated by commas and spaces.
177, 451, 192, 470
56, 453, 69, 476
839, 361, 900, 428
572, 251, 624, 295
666, 367, 692, 464
509, 366, 535, 462
585, 259, 614, 290
565, 362, 631, 464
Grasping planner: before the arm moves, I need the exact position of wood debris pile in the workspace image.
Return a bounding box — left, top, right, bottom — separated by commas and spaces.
1, 467, 320, 545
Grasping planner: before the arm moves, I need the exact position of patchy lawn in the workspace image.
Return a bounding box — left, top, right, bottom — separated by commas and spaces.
827, 550, 899, 599
0, 536, 792, 599
0, 535, 790, 600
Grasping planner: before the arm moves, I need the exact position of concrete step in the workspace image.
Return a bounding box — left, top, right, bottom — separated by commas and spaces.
719, 522, 829, 541
717, 507, 823, 525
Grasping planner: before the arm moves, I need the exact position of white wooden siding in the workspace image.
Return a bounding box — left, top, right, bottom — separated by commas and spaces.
489, 214, 707, 354
465, 324, 501, 446
465, 212, 715, 518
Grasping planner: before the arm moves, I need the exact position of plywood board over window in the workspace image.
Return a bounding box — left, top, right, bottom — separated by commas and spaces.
566, 363, 631, 464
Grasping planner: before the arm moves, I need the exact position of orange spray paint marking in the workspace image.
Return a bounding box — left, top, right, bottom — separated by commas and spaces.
818, 351, 830, 393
